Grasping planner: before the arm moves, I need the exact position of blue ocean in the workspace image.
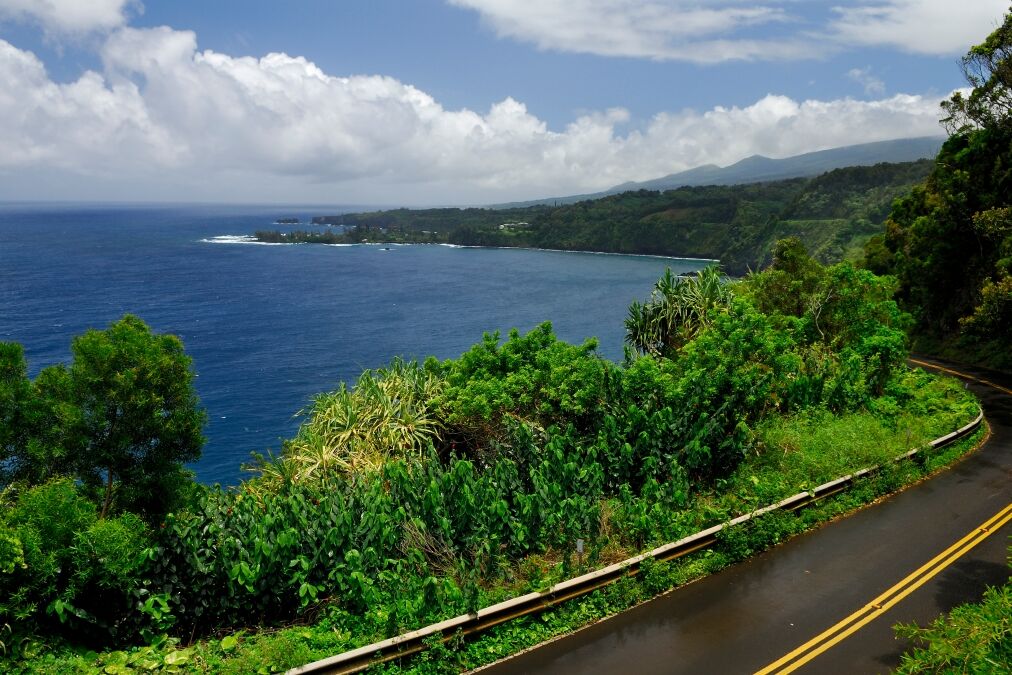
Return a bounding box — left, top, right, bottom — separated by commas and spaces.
0, 203, 705, 485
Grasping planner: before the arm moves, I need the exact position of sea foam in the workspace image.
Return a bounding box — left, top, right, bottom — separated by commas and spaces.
201, 235, 287, 245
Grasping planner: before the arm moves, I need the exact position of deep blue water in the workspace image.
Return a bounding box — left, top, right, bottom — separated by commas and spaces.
0, 203, 705, 485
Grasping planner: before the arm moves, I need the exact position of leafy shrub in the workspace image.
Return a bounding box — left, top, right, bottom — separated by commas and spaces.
716, 511, 802, 563
63, 514, 150, 641
667, 297, 795, 476
960, 274, 1012, 339
434, 323, 616, 453
1, 480, 98, 631
0, 530, 24, 576
0, 479, 161, 649
895, 579, 1011, 673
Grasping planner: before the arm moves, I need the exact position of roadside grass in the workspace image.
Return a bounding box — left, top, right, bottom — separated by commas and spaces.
893, 567, 1011, 674
8, 372, 983, 675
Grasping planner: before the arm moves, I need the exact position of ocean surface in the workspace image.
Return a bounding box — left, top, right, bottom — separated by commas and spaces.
0, 203, 705, 485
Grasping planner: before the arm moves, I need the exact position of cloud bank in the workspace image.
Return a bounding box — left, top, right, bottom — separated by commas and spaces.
450, 0, 1008, 63
0, 24, 953, 203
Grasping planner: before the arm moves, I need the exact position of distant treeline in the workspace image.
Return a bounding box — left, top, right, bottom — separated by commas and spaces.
269, 159, 932, 273
311, 207, 545, 230
254, 230, 345, 244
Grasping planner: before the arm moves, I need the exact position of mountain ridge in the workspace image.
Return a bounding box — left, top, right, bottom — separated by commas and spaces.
492, 136, 944, 208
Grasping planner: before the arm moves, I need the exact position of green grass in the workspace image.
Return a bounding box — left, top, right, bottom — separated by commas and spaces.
705, 368, 977, 519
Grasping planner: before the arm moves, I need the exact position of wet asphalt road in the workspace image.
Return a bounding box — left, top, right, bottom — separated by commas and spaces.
480, 358, 1011, 674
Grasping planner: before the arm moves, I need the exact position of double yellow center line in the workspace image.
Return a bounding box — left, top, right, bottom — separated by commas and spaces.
754, 501, 1012, 674
755, 359, 1011, 673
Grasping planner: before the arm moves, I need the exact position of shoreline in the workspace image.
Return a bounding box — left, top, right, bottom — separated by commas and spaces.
437, 242, 719, 263
202, 235, 719, 264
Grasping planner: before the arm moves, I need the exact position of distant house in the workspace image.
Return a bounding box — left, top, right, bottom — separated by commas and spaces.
498, 222, 530, 230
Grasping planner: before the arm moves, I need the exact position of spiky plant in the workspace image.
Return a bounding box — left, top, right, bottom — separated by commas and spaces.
278, 358, 444, 482
625, 265, 733, 356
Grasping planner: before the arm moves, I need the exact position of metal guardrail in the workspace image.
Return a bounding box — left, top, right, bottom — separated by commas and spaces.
288, 408, 983, 675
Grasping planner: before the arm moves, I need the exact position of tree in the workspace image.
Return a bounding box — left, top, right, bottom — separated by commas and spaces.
0, 343, 34, 483
744, 237, 824, 318
37, 316, 206, 519
941, 7, 1012, 132
0, 344, 75, 485
875, 9, 1012, 367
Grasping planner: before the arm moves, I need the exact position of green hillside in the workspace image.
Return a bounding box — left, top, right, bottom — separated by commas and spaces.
305, 159, 931, 274
509, 159, 933, 273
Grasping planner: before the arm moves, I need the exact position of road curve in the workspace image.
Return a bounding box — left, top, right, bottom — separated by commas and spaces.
479, 358, 1011, 675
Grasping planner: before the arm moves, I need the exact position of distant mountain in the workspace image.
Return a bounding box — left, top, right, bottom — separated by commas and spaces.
493, 136, 944, 208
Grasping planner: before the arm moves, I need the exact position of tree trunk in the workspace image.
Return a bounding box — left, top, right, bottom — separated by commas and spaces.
100, 467, 114, 519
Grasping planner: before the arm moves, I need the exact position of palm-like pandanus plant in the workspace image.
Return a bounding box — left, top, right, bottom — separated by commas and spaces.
256, 358, 443, 485
625, 265, 733, 357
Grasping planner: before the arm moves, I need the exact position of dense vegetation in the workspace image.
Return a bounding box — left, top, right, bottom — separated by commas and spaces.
253, 229, 347, 244
465, 160, 930, 273
865, 10, 1012, 371
0, 244, 980, 673
311, 207, 544, 231
3, 13, 1009, 674
0, 316, 204, 520
258, 160, 931, 273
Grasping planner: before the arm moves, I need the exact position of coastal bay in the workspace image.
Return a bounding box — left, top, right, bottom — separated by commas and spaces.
0, 203, 702, 485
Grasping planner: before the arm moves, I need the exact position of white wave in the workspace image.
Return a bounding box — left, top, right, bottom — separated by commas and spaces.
200, 235, 288, 246
438, 242, 714, 262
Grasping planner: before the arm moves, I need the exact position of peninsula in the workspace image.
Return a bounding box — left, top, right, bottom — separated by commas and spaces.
253, 159, 931, 273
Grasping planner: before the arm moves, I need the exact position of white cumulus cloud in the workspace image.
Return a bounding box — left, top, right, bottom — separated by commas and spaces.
637, 93, 944, 169
0, 37, 179, 171
0, 0, 136, 34
0, 27, 950, 203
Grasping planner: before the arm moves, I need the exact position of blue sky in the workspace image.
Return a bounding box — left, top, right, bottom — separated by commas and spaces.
0, 1, 1007, 205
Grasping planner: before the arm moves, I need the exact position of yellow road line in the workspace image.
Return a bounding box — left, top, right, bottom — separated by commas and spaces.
909, 358, 1012, 396
755, 502, 1012, 675
751, 357, 1010, 674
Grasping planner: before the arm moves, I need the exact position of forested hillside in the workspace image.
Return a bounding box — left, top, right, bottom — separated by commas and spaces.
476, 159, 932, 273
299, 159, 931, 274
865, 11, 1012, 372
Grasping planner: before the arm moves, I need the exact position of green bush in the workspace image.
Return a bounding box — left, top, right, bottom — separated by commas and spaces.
0, 479, 158, 649
65, 514, 150, 639
1, 480, 94, 636
434, 323, 616, 453
895, 579, 1011, 673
